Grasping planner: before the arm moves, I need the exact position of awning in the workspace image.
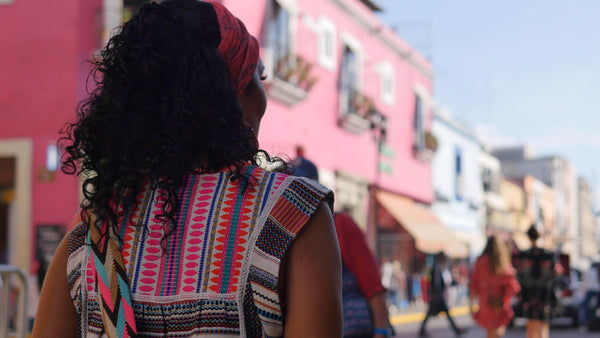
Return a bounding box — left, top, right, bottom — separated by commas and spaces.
512, 232, 532, 251
376, 190, 468, 258
450, 229, 486, 257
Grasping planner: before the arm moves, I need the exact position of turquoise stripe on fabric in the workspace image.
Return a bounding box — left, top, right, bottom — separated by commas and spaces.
220, 174, 247, 293
93, 252, 109, 287
118, 274, 133, 307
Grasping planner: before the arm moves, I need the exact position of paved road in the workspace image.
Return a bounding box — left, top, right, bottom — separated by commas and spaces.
393, 314, 599, 337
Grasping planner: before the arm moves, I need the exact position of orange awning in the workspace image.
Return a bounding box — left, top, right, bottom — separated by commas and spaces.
376, 190, 468, 258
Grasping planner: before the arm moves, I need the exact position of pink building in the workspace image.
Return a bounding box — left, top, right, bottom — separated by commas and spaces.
0, 0, 436, 290
0, 0, 102, 280
225, 0, 437, 265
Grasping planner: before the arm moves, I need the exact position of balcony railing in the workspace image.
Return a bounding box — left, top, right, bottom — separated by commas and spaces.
339, 90, 382, 134
266, 54, 317, 106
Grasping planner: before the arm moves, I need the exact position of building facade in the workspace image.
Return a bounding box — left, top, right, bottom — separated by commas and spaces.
578, 177, 598, 262
226, 0, 447, 272
523, 175, 556, 250
1, 0, 443, 293
494, 147, 579, 260
479, 150, 510, 237
430, 108, 485, 257
499, 178, 532, 251
0, 0, 102, 276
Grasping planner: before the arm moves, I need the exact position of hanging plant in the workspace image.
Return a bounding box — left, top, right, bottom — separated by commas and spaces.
424, 130, 438, 152
275, 54, 318, 92
350, 91, 376, 118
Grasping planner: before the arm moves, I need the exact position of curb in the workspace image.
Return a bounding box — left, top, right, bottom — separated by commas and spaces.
390, 305, 472, 326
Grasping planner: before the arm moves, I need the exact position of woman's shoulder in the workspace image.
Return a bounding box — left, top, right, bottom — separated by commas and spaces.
251, 167, 333, 203
64, 211, 89, 257
250, 169, 333, 236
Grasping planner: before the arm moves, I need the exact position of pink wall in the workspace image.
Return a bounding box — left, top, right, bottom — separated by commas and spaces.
0, 0, 102, 271
0, 0, 435, 272
226, 0, 434, 203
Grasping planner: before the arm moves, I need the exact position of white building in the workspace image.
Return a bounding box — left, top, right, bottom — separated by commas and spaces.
431, 108, 485, 257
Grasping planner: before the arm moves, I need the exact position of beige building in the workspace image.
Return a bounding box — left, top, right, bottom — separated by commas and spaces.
480, 151, 510, 234
493, 147, 579, 261
578, 177, 598, 260
499, 178, 531, 250
523, 175, 556, 251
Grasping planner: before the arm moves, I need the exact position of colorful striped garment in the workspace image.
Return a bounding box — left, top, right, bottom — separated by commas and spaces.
66, 165, 333, 337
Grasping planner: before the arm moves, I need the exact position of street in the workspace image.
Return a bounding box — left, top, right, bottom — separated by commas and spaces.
393, 314, 599, 337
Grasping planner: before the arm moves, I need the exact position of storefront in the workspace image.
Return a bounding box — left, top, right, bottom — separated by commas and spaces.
375, 189, 468, 270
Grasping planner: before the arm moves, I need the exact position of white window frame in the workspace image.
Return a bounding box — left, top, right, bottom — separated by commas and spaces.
340, 31, 363, 90
339, 31, 364, 115
317, 16, 337, 71
413, 84, 432, 150
0, 0, 15, 5
376, 62, 395, 106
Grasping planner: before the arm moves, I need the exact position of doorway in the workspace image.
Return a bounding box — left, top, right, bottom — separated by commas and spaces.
0, 157, 15, 264
0, 139, 32, 271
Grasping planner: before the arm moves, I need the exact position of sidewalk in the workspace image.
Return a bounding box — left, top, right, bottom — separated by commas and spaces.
389, 299, 471, 326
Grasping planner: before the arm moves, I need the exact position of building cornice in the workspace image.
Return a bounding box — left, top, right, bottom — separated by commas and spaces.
433, 110, 481, 144
328, 0, 433, 79
359, 0, 383, 12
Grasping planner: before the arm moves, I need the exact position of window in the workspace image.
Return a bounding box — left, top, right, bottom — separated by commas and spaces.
268, 1, 291, 79
340, 45, 359, 113
455, 147, 464, 201
317, 16, 337, 71
482, 167, 492, 192
337, 33, 380, 134
413, 94, 424, 150
376, 62, 395, 105
481, 167, 499, 193
263, 0, 314, 105
102, 0, 147, 46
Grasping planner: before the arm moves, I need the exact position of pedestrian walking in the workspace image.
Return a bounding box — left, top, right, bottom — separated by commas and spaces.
515, 225, 557, 338
292, 155, 393, 338
418, 252, 467, 337
470, 236, 521, 338
32, 1, 342, 336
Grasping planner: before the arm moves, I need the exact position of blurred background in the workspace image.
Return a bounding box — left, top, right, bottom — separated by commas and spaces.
0, 0, 598, 335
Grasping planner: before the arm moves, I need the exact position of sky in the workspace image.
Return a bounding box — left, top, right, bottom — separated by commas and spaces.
375, 0, 600, 197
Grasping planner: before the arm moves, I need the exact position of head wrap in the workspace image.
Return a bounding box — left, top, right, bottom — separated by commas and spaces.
210, 2, 260, 96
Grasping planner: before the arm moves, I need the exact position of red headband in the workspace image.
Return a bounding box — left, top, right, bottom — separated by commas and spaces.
209, 2, 260, 96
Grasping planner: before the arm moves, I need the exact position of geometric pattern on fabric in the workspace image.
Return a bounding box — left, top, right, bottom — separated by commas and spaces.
66, 165, 333, 337
88, 216, 138, 338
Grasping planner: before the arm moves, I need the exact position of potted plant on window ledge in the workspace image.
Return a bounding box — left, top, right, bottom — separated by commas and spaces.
339, 90, 378, 134
416, 130, 438, 161
267, 54, 318, 106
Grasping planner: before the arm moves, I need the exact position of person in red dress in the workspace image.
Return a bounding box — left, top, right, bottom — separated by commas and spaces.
470, 235, 521, 338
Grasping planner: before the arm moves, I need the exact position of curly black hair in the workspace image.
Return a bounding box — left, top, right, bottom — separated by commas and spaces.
60, 0, 278, 246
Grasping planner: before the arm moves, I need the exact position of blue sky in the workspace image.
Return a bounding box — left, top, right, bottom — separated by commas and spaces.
376, 0, 600, 195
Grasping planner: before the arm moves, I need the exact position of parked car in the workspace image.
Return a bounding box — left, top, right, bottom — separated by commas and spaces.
553, 262, 584, 327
